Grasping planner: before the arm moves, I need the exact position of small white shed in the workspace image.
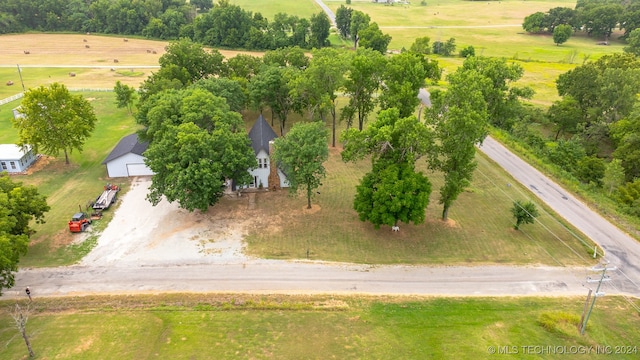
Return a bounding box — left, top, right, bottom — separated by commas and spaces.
102, 133, 154, 178
0, 144, 36, 173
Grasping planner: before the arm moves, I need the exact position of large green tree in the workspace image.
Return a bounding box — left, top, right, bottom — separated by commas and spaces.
353, 161, 431, 229
14, 83, 96, 165
547, 96, 582, 140
349, 10, 370, 49
0, 174, 49, 295
309, 11, 331, 49
358, 22, 391, 54
460, 56, 533, 130
114, 80, 137, 114
379, 51, 439, 118
553, 24, 573, 45
273, 122, 329, 209
427, 69, 489, 221
610, 107, 640, 181
143, 89, 256, 211
335, 5, 352, 39
249, 65, 301, 136
139, 38, 226, 102
292, 48, 348, 147
342, 108, 433, 229
342, 47, 385, 130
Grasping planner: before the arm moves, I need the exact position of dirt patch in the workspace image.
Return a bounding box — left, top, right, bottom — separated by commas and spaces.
25, 155, 53, 175
442, 218, 459, 228
302, 204, 321, 214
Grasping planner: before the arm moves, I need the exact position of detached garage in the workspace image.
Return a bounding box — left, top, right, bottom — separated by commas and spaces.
102, 133, 154, 178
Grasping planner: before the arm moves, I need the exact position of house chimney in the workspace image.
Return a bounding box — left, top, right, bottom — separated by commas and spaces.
268, 140, 281, 191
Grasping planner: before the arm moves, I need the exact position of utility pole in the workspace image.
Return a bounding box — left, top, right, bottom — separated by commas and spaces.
17, 64, 25, 92
579, 264, 616, 335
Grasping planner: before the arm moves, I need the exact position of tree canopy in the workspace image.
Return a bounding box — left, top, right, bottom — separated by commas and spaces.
14, 83, 97, 164
511, 200, 539, 230
142, 89, 256, 212
342, 108, 433, 229
0, 174, 49, 295
427, 68, 489, 220
273, 122, 329, 209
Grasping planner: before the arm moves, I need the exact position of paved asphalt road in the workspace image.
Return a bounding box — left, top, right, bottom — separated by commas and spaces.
478, 136, 640, 296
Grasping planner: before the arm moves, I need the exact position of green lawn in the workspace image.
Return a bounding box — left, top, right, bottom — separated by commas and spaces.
1, 294, 638, 359
242, 143, 597, 266
1, 92, 138, 267
229, 0, 325, 19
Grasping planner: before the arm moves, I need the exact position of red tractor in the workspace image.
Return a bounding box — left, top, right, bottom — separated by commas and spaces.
69, 212, 92, 233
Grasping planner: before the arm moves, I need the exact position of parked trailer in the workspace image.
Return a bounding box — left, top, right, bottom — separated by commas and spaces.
93, 184, 119, 210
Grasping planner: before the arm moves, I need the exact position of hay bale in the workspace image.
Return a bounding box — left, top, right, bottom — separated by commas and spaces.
69, 72, 76, 77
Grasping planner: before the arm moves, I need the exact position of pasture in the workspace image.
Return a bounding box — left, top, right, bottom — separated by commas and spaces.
1, 294, 639, 359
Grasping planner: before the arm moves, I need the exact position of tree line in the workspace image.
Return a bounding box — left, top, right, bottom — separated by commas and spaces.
522, 0, 640, 44
508, 53, 640, 218
0, 0, 332, 51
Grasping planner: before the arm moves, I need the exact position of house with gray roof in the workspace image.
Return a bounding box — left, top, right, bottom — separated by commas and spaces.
102, 133, 154, 177
246, 115, 288, 189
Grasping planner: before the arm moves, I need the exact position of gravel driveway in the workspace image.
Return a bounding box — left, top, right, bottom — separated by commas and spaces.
81, 177, 249, 267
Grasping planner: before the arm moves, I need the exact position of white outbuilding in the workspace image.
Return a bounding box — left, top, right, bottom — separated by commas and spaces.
102, 133, 154, 178
0, 144, 36, 173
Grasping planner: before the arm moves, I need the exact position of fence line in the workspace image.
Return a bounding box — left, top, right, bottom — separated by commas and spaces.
0, 88, 113, 107
0, 93, 24, 106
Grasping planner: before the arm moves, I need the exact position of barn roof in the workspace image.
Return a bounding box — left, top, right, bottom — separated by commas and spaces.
248, 114, 278, 156
102, 133, 149, 164
0, 144, 31, 160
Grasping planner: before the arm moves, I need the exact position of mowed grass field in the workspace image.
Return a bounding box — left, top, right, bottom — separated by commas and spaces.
1, 294, 639, 359
237, 0, 623, 105
242, 141, 597, 266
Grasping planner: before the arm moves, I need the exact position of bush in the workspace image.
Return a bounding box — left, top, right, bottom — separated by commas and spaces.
460, 45, 475, 57
538, 311, 580, 334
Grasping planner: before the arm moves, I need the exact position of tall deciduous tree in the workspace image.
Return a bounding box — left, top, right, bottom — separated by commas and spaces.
353, 161, 431, 229
427, 69, 489, 221
349, 10, 370, 49
358, 22, 391, 54
342, 47, 385, 130
249, 65, 301, 135
547, 96, 582, 140
0, 174, 49, 295
460, 56, 533, 130
273, 122, 329, 209
14, 83, 96, 164
292, 48, 348, 147
335, 5, 352, 39
624, 28, 640, 56
602, 159, 626, 195
342, 108, 433, 229
610, 107, 640, 181
143, 89, 256, 211
309, 11, 331, 48
379, 51, 439, 118
114, 80, 137, 114
553, 24, 573, 45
